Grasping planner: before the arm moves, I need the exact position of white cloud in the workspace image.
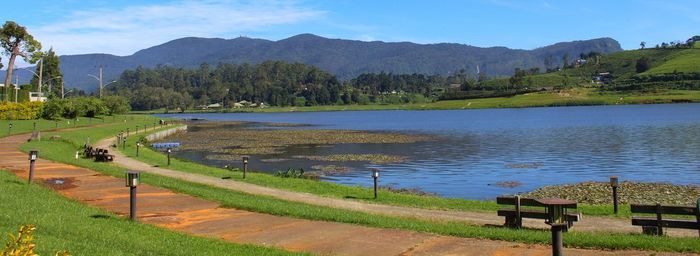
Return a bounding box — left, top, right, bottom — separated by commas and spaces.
32, 0, 324, 56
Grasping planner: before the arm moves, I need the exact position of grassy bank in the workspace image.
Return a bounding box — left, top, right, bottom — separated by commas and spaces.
16, 120, 700, 252
0, 115, 149, 138
119, 127, 628, 217
0, 170, 304, 256
132, 89, 700, 114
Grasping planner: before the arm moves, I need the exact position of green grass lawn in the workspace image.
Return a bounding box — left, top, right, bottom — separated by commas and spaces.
0, 170, 305, 256
14, 119, 700, 253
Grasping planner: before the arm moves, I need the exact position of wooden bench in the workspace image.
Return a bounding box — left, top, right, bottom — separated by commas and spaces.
82, 145, 114, 162
631, 201, 700, 237
497, 196, 581, 231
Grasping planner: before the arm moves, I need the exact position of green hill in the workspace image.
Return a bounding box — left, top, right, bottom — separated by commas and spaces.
477, 46, 700, 90
643, 49, 700, 74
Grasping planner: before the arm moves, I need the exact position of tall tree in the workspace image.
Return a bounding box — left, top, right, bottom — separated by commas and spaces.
1, 21, 41, 101
640, 41, 646, 49
30, 48, 62, 98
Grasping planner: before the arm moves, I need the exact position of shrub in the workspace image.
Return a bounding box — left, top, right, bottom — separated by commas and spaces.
2, 224, 70, 256
0, 102, 43, 120
275, 168, 306, 178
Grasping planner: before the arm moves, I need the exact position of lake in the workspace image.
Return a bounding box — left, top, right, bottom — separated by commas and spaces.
157, 103, 700, 199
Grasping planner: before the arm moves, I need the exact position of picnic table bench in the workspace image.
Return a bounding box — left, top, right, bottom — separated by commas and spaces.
497, 196, 581, 231
631, 200, 700, 237
82, 146, 114, 162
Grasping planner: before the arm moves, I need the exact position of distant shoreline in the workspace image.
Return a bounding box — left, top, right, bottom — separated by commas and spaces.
132, 89, 700, 114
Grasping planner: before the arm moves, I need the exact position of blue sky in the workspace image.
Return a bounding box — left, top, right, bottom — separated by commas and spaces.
3, 0, 699, 59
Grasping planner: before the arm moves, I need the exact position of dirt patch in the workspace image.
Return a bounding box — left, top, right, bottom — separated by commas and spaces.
43, 177, 78, 190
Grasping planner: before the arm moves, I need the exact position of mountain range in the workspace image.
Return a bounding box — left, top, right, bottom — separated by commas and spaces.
5, 34, 622, 92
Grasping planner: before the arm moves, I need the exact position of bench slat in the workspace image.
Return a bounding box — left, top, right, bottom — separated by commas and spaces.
498, 209, 580, 222
497, 196, 543, 207
632, 217, 699, 230
630, 204, 697, 215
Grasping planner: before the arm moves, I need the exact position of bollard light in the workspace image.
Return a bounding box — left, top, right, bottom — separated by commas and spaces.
125, 171, 140, 221
126, 128, 130, 137
28, 150, 38, 184
166, 148, 172, 166
610, 176, 619, 214
122, 136, 127, 149
242, 156, 249, 179
610, 176, 619, 187
136, 142, 141, 157
33, 122, 36, 131
371, 169, 380, 199
126, 171, 140, 187
8, 123, 12, 135
136, 125, 139, 134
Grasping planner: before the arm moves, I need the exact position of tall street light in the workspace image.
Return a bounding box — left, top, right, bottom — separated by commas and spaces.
88, 66, 115, 98
62, 89, 74, 99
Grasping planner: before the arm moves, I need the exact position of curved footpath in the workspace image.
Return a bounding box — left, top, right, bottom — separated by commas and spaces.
0, 128, 691, 255
96, 130, 695, 237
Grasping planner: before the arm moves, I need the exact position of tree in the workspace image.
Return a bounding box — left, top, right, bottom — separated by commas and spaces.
635, 57, 651, 73
544, 55, 554, 72
101, 95, 130, 115
640, 41, 646, 49
30, 48, 62, 98
1, 21, 42, 102
561, 53, 570, 69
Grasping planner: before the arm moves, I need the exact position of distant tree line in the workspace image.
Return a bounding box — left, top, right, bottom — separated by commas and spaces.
107, 61, 474, 111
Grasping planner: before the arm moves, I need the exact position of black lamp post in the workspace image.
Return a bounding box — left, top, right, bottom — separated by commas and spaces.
28, 150, 38, 184
136, 142, 141, 157
125, 171, 140, 221
166, 148, 172, 166
8, 123, 12, 135
122, 136, 127, 149
371, 169, 380, 199
610, 176, 619, 214
242, 156, 249, 179
33, 121, 36, 132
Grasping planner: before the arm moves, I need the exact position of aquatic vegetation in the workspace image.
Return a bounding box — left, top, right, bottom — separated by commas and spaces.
490, 181, 524, 188
308, 165, 352, 176
523, 181, 700, 205
171, 122, 430, 158
294, 154, 407, 164
275, 168, 307, 179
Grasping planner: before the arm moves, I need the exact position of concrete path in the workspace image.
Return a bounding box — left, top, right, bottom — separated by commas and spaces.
95, 130, 696, 237
0, 131, 693, 255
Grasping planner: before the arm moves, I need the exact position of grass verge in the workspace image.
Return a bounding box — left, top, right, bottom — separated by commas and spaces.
0, 170, 304, 256
15, 120, 700, 253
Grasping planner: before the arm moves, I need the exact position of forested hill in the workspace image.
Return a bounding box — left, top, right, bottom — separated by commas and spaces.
19, 34, 623, 92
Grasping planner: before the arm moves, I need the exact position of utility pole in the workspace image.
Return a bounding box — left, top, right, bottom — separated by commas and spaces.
99, 65, 103, 98
14, 75, 19, 103
38, 59, 43, 97
61, 79, 64, 99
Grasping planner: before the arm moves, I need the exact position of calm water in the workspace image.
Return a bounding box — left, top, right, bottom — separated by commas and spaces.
158, 104, 700, 199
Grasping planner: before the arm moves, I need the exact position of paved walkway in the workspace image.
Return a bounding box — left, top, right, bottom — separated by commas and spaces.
0, 130, 692, 255
95, 130, 696, 237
